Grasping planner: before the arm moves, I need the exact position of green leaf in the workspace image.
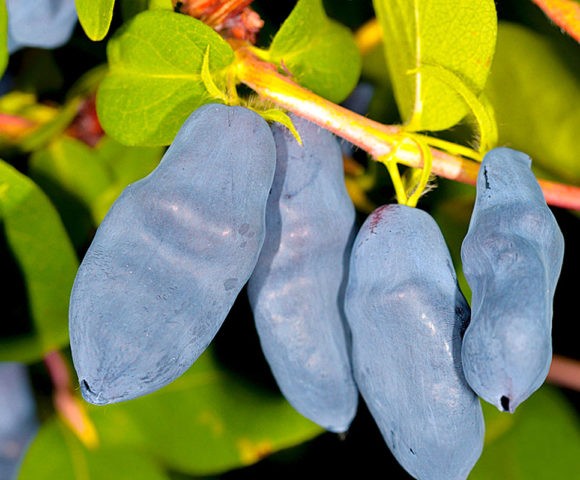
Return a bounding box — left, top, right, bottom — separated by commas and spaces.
28, 136, 163, 239
416, 64, 498, 152
0, 160, 78, 362
121, 0, 149, 20
201, 45, 229, 103
18, 97, 83, 153
19, 418, 170, 480
97, 10, 235, 146
90, 349, 323, 475
471, 386, 580, 479
11, 66, 106, 152
67, 64, 109, 99
485, 22, 580, 185
372, 0, 497, 131
0, 93, 59, 150
28, 138, 113, 246
0, 0, 7, 77
267, 0, 361, 104
148, 0, 172, 9
75, 0, 116, 41
257, 109, 302, 145
91, 137, 163, 221
359, 44, 398, 124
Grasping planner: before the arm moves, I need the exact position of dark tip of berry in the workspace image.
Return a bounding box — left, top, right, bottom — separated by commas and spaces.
80, 378, 107, 405
500, 395, 510, 412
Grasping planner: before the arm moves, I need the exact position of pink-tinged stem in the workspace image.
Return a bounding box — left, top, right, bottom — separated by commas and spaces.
235, 48, 580, 211
548, 354, 580, 391
43, 351, 99, 448
43, 350, 72, 391
236, 48, 401, 157
532, 0, 580, 43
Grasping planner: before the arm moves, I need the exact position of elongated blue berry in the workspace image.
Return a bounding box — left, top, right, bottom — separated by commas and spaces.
247, 116, 358, 432
6, 0, 77, 53
345, 204, 484, 480
69, 104, 276, 405
461, 147, 565, 412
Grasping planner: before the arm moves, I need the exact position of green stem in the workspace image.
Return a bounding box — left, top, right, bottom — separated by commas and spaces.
382, 156, 408, 205
414, 133, 482, 162
406, 137, 433, 208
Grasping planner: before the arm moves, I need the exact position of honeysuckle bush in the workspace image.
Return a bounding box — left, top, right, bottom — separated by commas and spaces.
1, 0, 579, 479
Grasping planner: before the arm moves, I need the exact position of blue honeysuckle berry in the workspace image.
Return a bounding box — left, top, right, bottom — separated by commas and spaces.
248, 114, 358, 433
345, 204, 484, 480
6, 0, 77, 53
69, 104, 276, 405
460, 147, 565, 413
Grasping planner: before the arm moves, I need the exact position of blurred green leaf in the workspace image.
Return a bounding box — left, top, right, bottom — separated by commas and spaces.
268, 0, 361, 103
97, 10, 235, 146
0, 90, 82, 152
30, 138, 110, 210
28, 137, 112, 246
19, 418, 170, 480
16, 65, 108, 151
90, 349, 323, 475
121, 0, 149, 20
485, 22, 580, 185
471, 386, 580, 479
0, 91, 58, 122
148, 0, 172, 10
29, 136, 163, 242
75, 0, 116, 41
0, 160, 78, 362
19, 98, 82, 151
92, 137, 163, 221
372, 0, 497, 131
361, 42, 389, 88
67, 65, 109, 99
359, 42, 398, 123
11, 49, 64, 94
0, 0, 7, 77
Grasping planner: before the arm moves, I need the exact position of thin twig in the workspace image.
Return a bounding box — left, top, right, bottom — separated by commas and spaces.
43, 351, 99, 448
547, 354, 580, 391
235, 48, 580, 210
532, 0, 580, 43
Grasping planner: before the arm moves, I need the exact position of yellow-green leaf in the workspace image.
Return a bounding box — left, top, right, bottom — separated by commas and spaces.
75, 0, 116, 41
28, 136, 163, 249
90, 349, 323, 475
91, 136, 163, 221
0, 0, 7, 77
471, 386, 580, 479
268, 0, 361, 103
19, 418, 170, 480
372, 0, 497, 131
28, 137, 113, 247
97, 10, 235, 146
0, 160, 78, 362
485, 22, 580, 184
